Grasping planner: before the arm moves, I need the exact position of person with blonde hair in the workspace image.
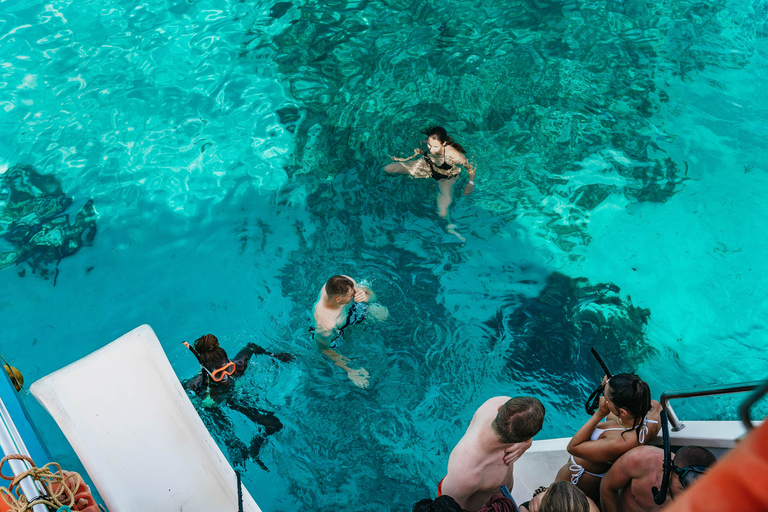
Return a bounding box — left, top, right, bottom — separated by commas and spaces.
520, 482, 599, 512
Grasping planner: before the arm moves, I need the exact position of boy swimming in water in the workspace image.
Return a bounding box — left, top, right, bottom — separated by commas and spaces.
312, 275, 388, 388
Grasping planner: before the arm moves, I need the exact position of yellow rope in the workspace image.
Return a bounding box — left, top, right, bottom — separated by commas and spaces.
0, 454, 89, 511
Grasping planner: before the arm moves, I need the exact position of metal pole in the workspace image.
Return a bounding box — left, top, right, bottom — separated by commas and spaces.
0, 397, 50, 512
660, 381, 763, 432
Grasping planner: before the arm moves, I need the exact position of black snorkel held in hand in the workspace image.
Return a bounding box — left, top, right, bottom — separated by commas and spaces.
652, 409, 672, 505
585, 347, 613, 415
182, 341, 203, 364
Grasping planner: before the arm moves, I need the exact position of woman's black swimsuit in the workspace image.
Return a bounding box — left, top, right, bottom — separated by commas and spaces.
424, 154, 453, 181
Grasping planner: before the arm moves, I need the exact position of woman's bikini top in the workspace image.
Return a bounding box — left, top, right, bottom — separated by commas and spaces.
590, 416, 659, 444
423, 151, 462, 179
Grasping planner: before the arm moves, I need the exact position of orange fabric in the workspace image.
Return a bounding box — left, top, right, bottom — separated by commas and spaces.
662, 420, 768, 512
50, 471, 100, 512
1, 471, 99, 512
438, 477, 445, 497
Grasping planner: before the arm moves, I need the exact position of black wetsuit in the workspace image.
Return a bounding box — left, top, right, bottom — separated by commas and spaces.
185, 343, 283, 469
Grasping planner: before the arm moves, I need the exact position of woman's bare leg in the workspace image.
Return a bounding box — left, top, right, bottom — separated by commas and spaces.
384, 162, 411, 174
436, 176, 459, 218
438, 177, 465, 241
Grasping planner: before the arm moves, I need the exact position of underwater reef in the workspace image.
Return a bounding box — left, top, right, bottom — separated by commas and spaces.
486, 271, 657, 396
0, 165, 97, 280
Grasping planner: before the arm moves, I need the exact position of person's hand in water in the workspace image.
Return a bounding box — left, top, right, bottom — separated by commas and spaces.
354, 285, 374, 303
503, 438, 533, 466
347, 366, 370, 389
270, 352, 295, 363
390, 148, 423, 162
463, 181, 475, 195
368, 303, 389, 322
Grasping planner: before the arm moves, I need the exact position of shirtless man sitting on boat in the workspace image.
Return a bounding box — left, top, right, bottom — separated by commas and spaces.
600, 444, 716, 512
312, 274, 388, 388
439, 396, 546, 511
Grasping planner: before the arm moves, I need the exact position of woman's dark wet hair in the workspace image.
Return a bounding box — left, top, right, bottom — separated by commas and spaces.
194, 334, 229, 370
540, 481, 590, 512
423, 126, 466, 154
607, 373, 652, 437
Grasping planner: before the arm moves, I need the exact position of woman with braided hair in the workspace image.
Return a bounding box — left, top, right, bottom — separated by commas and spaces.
184, 333, 293, 469
385, 126, 476, 238
528, 373, 661, 508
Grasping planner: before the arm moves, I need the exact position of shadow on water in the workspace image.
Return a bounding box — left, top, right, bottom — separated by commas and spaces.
0, 165, 96, 282
486, 271, 660, 405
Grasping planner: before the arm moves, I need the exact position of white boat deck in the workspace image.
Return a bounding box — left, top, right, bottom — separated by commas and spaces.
511, 420, 754, 503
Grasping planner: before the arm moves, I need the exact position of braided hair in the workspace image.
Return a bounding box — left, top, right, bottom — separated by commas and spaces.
607, 373, 652, 438
194, 334, 229, 371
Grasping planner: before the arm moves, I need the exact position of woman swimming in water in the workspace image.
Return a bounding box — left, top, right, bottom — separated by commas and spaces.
184, 334, 294, 469
529, 373, 661, 507
384, 126, 476, 229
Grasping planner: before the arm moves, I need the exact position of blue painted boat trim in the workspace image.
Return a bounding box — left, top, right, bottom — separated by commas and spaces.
0, 369, 50, 464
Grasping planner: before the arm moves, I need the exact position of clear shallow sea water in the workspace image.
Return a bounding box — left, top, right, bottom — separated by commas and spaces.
1, 0, 767, 509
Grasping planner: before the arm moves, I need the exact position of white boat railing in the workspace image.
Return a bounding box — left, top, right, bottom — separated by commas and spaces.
660, 380, 765, 432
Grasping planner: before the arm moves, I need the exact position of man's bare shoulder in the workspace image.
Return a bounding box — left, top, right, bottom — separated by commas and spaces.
313, 300, 337, 330
466, 396, 510, 425
615, 445, 663, 470
478, 396, 511, 410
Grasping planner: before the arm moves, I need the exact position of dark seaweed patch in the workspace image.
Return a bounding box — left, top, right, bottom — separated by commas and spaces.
1, 165, 97, 279
486, 271, 657, 397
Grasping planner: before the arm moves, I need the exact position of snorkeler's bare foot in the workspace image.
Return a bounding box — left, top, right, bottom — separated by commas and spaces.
348, 367, 370, 389
446, 223, 465, 242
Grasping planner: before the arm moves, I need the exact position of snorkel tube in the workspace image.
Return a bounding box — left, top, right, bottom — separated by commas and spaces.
585, 347, 614, 415
182, 341, 203, 363
652, 409, 672, 505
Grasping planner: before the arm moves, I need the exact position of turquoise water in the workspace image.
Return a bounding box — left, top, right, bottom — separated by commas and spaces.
2, 0, 768, 509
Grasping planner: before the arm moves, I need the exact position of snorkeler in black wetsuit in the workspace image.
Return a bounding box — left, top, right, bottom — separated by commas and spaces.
183, 334, 293, 469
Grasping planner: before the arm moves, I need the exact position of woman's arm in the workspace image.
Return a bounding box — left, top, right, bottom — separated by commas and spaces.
390, 148, 423, 162
567, 397, 633, 463
461, 154, 475, 195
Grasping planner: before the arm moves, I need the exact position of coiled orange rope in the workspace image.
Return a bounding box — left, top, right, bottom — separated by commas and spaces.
0, 454, 93, 512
